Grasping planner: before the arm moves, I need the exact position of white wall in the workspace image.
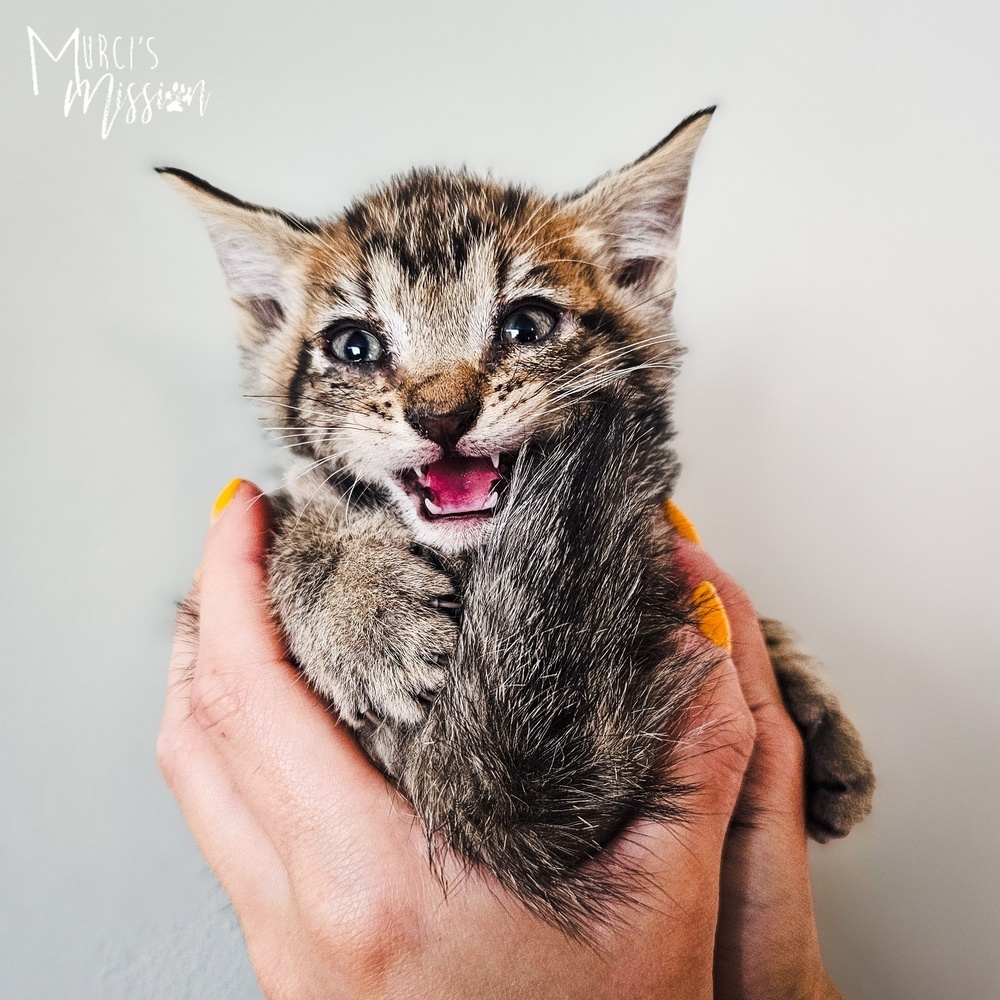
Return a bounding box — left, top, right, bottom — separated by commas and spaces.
2, 1, 997, 997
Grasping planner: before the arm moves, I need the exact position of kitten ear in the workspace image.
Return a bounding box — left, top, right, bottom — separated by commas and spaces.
567, 107, 714, 290
156, 167, 313, 331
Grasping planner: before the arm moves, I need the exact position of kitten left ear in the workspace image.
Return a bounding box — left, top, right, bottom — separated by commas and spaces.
157, 167, 314, 332
567, 107, 714, 289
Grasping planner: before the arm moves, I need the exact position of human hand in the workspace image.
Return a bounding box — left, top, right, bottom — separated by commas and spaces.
158, 481, 756, 999
668, 503, 844, 1000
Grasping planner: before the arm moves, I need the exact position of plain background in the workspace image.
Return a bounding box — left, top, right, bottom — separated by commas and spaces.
2, 1, 997, 997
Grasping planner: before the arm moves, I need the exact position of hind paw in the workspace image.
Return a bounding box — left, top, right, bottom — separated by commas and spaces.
760, 617, 875, 841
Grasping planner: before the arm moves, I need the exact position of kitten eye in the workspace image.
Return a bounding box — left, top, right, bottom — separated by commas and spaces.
324, 326, 384, 365
499, 304, 558, 346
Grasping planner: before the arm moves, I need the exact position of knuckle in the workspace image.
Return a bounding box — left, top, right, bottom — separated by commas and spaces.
155, 725, 185, 788
730, 702, 758, 763
716, 572, 749, 606
774, 718, 806, 765
155, 718, 203, 792
189, 670, 246, 733
695, 702, 756, 784
302, 882, 413, 987
718, 704, 756, 777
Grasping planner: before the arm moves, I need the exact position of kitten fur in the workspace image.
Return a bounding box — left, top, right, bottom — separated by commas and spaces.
161, 108, 874, 931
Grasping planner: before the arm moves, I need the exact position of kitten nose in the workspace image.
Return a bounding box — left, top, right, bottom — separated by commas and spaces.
406, 401, 480, 446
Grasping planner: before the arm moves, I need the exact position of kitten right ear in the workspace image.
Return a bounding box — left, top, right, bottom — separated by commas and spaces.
156, 167, 314, 331
566, 107, 714, 291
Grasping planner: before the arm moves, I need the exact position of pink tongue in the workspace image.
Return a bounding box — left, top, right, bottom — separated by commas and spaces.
423, 456, 500, 515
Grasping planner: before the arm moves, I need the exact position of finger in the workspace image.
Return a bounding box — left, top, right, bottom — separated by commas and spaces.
197, 482, 288, 669
190, 481, 409, 882
666, 501, 778, 709
159, 580, 290, 919
661, 648, 755, 843
618, 611, 755, 859
673, 536, 806, 826
606, 649, 753, 951
614, 544, 756, 867
673, 537, 786, 720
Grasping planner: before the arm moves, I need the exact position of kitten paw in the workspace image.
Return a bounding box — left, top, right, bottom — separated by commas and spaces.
334, 580, 459, 729
799, 702, 875, 841
346, 617, 455, 729
271, 528, 461, 732
761, 618, 875, 841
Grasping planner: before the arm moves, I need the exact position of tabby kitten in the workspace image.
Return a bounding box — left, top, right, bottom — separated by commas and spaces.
161, 108, 874, 930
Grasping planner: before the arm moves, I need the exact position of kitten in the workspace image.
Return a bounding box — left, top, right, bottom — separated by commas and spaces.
161, 108, 874, 930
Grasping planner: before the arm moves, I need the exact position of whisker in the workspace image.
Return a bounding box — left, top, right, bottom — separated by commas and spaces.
291, 448, 352, 480
523, 232, 574, 255
549, 334, 680, 387
544, 363, 679, 409
507, 200, 555, 248
541, 258, 614, 273
615, 286, 677, 318
553, 359, 680, 396
295, 462, 345, 525
341, 473, 363, 527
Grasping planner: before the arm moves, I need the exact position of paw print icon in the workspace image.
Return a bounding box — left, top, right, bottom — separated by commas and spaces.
164, 82, 194, 112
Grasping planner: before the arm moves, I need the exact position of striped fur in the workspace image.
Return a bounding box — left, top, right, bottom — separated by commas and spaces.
161, 108, 873, 931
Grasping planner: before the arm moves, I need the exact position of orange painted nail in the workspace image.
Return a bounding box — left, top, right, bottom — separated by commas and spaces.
211, 478, 242, 523
665, 499, 701, 543
692, 580, 731, 652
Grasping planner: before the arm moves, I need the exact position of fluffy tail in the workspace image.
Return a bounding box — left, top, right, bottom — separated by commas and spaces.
401, 391, 718, 931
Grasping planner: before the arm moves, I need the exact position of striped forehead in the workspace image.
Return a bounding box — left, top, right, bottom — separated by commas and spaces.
310, 172, 599, 366
361, 243, 501, 362
327, 176, 555, 358
342, 170, 530, 278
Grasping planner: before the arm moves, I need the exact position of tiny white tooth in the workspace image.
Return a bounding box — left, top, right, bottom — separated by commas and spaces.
424, 497, 443, 516
483, 493, 499, 509
490, 453, 500, 469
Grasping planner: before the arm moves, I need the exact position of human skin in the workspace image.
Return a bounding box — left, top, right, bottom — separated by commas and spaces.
673, 537, 843, 1000
158, 481, 840, 999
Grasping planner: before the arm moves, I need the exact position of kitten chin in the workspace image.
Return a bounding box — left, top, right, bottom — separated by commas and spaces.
388, 485, 496, 554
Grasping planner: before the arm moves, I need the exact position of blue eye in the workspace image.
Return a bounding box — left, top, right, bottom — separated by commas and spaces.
325, 327, 384, 365
500, 305, 558, 346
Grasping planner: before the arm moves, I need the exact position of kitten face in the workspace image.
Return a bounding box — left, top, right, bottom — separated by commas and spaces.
161, 108, 712, 552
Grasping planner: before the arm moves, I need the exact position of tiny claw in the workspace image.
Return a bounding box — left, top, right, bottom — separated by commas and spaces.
424, 652, 449, 667
362, 710, 382, 728
427, 595, 462, 610
415, 690, 437, 708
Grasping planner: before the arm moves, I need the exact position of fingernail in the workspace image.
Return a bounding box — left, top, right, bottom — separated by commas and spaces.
692, 580, 731, 652
665, 499, 701, 543
211, 478, 242, 523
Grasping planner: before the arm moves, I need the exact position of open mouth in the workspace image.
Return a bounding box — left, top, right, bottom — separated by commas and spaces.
396, 451, 516, 522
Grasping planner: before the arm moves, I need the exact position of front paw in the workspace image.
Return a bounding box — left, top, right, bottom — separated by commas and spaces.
343, 588, 460, 728
279, 550, 461, 731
